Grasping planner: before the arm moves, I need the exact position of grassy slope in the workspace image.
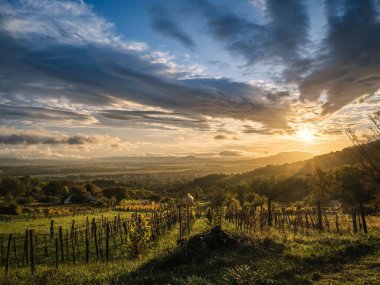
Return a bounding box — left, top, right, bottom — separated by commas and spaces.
124, 223, 380, 285
1, 219, 379, 285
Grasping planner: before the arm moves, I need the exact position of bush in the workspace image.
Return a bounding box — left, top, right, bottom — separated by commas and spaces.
0, 203, 22, 215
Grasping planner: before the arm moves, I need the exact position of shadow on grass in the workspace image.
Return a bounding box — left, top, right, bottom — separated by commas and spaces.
109, 229, 380, 285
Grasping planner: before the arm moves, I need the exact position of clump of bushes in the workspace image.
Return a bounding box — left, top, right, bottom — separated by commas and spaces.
0, 203, 22, 215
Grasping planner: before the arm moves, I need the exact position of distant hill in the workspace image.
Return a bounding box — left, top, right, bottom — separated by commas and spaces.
235, 146, 357, 182
0, 151, 314, 176
186, 146, 359, 193
245, 151, 314, 166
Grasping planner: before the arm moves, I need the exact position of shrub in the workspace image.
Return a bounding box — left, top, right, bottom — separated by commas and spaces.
0, 203, 22, 215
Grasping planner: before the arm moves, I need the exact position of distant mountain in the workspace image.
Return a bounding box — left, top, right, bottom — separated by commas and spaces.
236, 146, 357, 182
247, 151, 314, 166
0, 151, 315, 176
91, 151, 313, 165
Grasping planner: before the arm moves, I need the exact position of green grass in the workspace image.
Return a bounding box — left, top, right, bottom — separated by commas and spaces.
0, 218, 379, 284
0, 211, 131, 238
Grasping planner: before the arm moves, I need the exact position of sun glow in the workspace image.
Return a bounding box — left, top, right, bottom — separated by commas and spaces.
297, 129, 316, 142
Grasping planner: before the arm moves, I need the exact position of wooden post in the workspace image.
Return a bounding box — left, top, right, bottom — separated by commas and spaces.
359, 202, 368, 234
5, 234, 12, 275
50, 220, 54, 242
59, 227, 64, 263
29, 230, 35, 275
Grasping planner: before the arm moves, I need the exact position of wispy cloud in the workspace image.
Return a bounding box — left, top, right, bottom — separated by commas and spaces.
0, 0, 292, 130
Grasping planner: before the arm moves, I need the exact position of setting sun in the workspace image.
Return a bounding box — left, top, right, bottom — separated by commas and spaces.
297, 129, 316, 142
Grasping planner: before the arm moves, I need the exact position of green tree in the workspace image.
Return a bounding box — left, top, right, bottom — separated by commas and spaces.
43, 181, 68, 196
0, 177, 27, 197
335, 166, 376, 233
103, 186, 128, 203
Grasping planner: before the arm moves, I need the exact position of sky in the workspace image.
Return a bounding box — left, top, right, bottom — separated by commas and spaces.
0, 0, 379, 159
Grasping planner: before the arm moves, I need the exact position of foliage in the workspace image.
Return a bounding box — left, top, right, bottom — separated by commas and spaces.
306, 168, 337, 203
127, 214, 151, 257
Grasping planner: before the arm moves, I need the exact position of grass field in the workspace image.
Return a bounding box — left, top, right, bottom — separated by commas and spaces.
0, 215, 379, 285
0, 211, 132, 239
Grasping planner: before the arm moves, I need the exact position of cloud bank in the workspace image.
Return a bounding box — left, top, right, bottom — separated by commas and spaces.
0, 0, 380, 158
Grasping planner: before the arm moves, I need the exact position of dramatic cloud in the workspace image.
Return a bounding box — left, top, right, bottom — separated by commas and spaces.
0, 0, 379, 158
187, 0, 309, 66
0, 132, 98, 145
299, 0, 380, 114
97, 110, 209, 130
0, 105, 94, 124
0, 0, 292, 129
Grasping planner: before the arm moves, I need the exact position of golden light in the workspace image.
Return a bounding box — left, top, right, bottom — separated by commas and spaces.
297, 129, 316, 142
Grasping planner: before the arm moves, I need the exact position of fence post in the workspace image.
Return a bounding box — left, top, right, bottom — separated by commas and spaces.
59, 227, 64, 263
50, 220, 54, 243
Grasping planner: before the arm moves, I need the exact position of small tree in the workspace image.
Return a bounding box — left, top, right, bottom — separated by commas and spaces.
346, 115, 380, 184
307, 169, 336, 230
335, 166, 376, 233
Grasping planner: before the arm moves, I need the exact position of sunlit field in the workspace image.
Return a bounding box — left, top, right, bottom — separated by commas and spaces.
0, 204, 379, 285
